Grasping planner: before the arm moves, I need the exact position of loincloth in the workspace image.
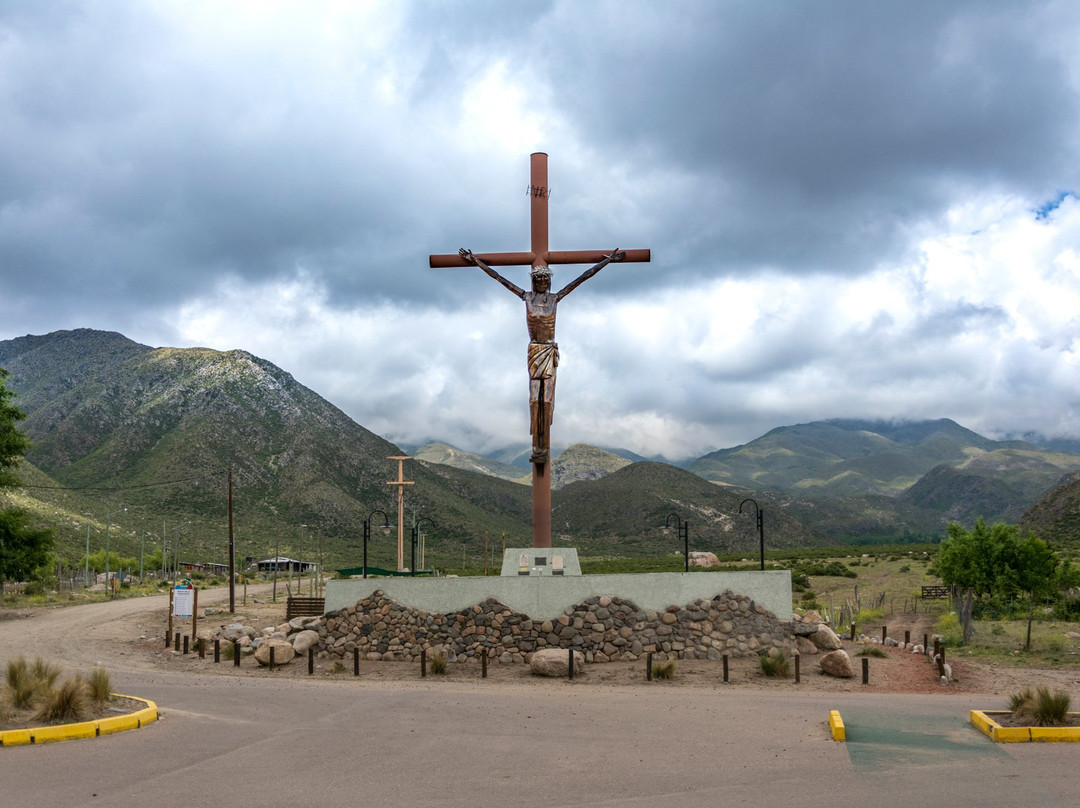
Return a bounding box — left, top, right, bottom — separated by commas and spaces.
528, 342, 559, 380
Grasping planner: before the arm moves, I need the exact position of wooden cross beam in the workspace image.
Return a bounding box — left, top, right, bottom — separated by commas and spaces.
386, 455, 414, 571
428, 153, 650, 549
429, 152, 650, 273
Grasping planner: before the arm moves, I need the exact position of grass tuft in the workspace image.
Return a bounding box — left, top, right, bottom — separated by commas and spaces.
854, 644, 888, 658
5, 656, 35, 709
758, 649, 791, 678
34, 675, 86, 724
652, 657, 677, 680
1010, 686, 1072, 726
430, 649, 448, 675
86, 666, 112, 704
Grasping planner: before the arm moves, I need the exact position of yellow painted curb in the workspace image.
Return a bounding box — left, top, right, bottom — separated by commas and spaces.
828, 709, 845, 742
969, 710, 1080, 743
0, 693, 157, 747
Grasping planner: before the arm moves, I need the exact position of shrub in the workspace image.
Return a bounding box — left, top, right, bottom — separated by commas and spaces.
935, 612, 963, 647
652, 658, 677, 679
86, 666, 112, 704
758, 650, 791, 678
1010, 686, 1072, 726
34, 675, 86, 724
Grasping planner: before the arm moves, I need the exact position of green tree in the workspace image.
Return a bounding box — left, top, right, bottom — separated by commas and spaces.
0, 368, 30, 487
0, 367, 54, 584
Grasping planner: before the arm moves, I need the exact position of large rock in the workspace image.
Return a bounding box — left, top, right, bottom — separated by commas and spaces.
530, 648, 585, 677
802, 610, 824, 625
796, 636, 819, 655
819, 649, 855, 678
289, 616, 322, 631
221, 623, 257, 643
808, 624, 842, 651
255, 639, 296, 666
292, 629, 320, 654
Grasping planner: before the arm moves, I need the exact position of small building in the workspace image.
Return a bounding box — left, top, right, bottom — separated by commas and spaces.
253, 556, 316, 573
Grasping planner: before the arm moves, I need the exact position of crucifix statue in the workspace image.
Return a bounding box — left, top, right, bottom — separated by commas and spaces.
429, 152, 650, 548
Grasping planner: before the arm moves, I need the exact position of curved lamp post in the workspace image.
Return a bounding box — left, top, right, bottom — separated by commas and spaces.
363, 510, 392, 579
661, 513, 690, 572
105, 507, 127, 597
410, 518, 435, 577
739, 498, 765, 571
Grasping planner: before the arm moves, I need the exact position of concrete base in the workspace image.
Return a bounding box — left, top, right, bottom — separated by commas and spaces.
326, 570, 791, 622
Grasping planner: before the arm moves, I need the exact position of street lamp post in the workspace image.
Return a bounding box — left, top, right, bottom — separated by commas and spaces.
661, 513, 690, 572
410, 518, 435, 577
84, 514, 93, 588
739, 499, 765, 571
363, 510, 392, 579
105, 507, 127, 597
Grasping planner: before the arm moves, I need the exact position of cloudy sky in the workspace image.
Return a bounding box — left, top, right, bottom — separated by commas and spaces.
2, 1, 1079, 461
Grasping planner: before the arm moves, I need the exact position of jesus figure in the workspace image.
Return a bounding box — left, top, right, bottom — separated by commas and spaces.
458, 247, 626, 464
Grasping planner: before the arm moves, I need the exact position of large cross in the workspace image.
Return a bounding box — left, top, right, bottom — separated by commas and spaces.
429, 152, 650, 548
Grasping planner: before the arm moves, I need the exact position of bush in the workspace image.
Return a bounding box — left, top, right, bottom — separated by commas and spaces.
758, 650, 791, 678
1009, 686, 1072, 726
935, 612, 963, 647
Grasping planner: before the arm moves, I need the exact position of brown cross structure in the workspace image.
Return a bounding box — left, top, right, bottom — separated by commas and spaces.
387, 456, 414, 571
429, 152, 650, 548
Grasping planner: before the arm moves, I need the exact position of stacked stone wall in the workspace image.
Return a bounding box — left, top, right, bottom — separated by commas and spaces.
315, 589, 792, 664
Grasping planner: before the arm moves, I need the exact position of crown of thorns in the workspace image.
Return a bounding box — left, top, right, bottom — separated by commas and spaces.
530, 265, 552, 277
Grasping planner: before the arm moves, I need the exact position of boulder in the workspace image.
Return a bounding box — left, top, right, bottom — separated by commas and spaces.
292, 629, 320, 654
792, 621, 819, 637
530, 648, 585, 677
802, 610, 824, 625
255, 639, 295, 666
289, 616, 322, 631
808, 625, 842, 651
819, 649, 855, 678
796, 636, 819, 655
221, 624, 257, 643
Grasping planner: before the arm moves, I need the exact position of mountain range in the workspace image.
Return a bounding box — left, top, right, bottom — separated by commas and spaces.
2, 329, 1078, 571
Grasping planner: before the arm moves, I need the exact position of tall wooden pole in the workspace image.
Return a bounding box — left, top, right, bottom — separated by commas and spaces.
387, 456, 414, 571
228, 467, 235, 613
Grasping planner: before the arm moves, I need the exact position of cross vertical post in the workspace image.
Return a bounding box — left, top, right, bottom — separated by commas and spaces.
387, 456, 414, 571
429, 153, 650, 549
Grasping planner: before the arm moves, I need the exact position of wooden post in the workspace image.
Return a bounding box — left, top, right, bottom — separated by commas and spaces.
192, 586, 198, 641
308, 648, 314, 676
862, 657, 869, 684
482, 652, 488, 679
182, 635, 189, 655
567, 648, 574, 680
421, 648, 427, 678
904, 630, 910, 646
794, 653, 800, 684
722, 653, 729, 683
269, 646, 275, 670
646, 652, 653, 681
353, 647, 360, 676
234, 641, 240, 667
881, 625, 887, 644
214, 638, 220, 663
168, 588, 174, 647
850, 623, 856, 641
174, 632, 180, 651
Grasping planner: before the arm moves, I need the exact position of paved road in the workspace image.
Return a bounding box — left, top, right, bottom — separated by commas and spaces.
2, 595, 1076, 807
